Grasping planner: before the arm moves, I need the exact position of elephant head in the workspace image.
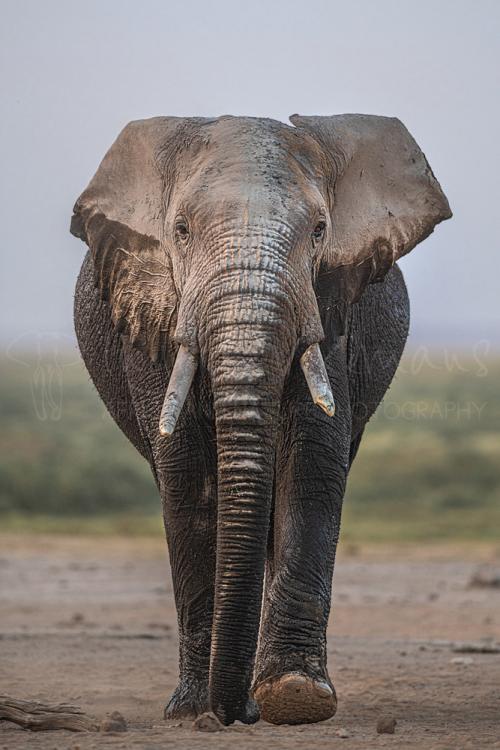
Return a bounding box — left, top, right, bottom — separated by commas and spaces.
71, 114, 450, 722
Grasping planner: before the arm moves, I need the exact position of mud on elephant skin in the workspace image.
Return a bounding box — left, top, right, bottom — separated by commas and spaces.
71, 114, 451, 725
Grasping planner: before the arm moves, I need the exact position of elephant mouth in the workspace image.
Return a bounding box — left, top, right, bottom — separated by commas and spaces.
158, 341, 335, 437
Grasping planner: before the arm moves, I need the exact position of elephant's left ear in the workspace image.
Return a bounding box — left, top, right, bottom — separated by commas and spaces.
70, 117, 185, 362
290, 114, 452, 302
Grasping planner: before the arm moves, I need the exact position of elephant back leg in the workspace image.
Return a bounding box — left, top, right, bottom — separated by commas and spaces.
348, 264, 410, 438
74, 252, 151, 462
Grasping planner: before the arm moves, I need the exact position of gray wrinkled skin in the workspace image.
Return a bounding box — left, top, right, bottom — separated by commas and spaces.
71, 115, 451, 725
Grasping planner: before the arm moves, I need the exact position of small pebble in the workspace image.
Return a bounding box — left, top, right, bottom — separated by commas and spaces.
193, 711, 224, 732
99, 710, 127, 732
336, 727, 349, 738
450, 656, 474, 666
377, 716, 397, 734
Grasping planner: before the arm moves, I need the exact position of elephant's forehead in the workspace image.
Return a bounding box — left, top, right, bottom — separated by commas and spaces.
197, 116, 318, 175
175, 117, 324, 218
201, 115, 292, 148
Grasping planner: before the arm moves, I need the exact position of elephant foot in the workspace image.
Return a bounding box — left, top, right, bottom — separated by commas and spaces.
164, 676, 209, 720
253, 672, 337, 725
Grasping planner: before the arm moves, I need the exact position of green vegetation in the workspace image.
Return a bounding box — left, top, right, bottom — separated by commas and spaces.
1, 349, 499, 541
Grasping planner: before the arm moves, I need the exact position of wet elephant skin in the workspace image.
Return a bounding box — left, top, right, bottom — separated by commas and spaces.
71, 115, 451, 725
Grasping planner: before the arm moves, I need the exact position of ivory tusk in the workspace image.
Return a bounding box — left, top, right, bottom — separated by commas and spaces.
300, 343, 336, 417
159, 345, 198, 436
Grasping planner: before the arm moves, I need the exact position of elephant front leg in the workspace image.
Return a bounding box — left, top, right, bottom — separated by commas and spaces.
156, 425, 217, 721
254, 369, 351, 724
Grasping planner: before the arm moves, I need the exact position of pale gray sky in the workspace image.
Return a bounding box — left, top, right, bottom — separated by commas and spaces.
1, 0, 499, 350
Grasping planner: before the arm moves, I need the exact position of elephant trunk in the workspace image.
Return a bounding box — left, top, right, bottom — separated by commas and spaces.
161, 240, 333, 724
196, 266, 296, 722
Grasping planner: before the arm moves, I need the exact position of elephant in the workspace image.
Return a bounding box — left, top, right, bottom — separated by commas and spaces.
70, 113, 451, 726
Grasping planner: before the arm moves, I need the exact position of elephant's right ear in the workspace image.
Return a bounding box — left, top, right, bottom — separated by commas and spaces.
71, 117, 184, 363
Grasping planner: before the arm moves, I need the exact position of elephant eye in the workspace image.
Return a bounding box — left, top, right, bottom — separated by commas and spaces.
312, 221, 326, 242
175, 219, 190, 242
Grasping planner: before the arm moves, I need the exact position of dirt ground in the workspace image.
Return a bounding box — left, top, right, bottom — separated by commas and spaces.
1, 535, 499, 749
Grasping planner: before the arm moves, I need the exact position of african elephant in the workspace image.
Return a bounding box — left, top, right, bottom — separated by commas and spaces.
71, 114, 451, 726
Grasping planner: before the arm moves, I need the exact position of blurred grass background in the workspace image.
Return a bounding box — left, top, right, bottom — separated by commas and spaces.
1, 350, 499, 542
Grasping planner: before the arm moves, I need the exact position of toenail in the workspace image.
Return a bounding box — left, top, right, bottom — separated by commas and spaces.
313, 680, 333, 698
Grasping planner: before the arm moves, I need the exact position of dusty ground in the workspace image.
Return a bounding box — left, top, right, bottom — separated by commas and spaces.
1, 535, 499, 749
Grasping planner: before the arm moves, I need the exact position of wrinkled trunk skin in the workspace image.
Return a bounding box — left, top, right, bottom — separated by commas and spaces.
199, 253, 298, 724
